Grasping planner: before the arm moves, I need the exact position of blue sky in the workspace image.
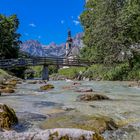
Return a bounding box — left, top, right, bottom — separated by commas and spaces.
0, 0, 85, 45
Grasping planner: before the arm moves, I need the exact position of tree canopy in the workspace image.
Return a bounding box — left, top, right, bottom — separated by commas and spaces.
0, 14, 21, 59
80, 0, 140, 66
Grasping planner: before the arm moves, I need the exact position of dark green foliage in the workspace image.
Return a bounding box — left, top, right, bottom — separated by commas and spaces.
80, 0, 140, 65
0, 14, 21, 59
10, 67, 26, 79
49, 65, 58, 75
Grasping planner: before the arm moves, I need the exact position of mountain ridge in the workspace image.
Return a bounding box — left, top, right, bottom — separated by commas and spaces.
20, 33, 84, 57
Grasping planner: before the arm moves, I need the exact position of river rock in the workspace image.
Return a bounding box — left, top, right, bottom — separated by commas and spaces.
77, 94, 110, 101
0, 104, 18, 130
128, 81, 140, 88
0, 128, 104, 140
75, 88, 93, 92
40, 84, 54, 91
38, 80, 47, 84
28, 81, 38, 84
0, 87, 15, 93
5, 79, 19, 86
73, 82, 81, 86
80, 116, 118, 133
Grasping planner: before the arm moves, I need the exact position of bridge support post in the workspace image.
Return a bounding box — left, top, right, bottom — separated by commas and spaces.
42, 65, 49, 81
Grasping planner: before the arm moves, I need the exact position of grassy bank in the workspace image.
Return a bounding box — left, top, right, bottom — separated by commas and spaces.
0, 69, 12, 83
57, 63, 140, 81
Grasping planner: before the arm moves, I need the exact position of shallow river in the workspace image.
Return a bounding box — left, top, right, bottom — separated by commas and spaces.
0, 80, 140, 140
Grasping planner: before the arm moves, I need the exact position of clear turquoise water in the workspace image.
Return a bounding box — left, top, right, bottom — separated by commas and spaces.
0, 80, 140, 139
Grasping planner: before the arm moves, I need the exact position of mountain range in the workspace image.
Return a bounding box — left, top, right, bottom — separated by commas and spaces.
20, 33, 84, 57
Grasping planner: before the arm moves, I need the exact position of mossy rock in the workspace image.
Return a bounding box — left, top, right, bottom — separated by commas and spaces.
77, 116, 118, 133
47, 128, 104, 140
0, 104, 18, 130
77, 94, 110, 101
0, 87, 15, 93
5, 80, 18, 86
40, 84, 54, 91
40, 114, 117, 134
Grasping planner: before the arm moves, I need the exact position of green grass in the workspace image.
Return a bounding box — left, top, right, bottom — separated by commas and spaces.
30, 66, 43, 78
0, 69, 9, 76
57, 63, 140, 81
58, 67, 86, 79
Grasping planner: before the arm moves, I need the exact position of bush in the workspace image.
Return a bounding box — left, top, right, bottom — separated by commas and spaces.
103, 63, 130, 81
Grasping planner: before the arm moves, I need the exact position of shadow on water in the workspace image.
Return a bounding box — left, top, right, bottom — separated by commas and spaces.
33, 101, 64, 108
13, 112, 47, 132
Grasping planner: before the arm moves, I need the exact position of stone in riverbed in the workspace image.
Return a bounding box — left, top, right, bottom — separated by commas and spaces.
40, 84, 54, 91
72, 82, 81, 86
75, 88, 93, 92
28, 81, 38, 84
78, 116, 118, 133
0, 104, 18, 130
0, 87, 15, 93
128, 81, 140, 88
5, 79, 20, 86
40, 113, 118, 134
77, 94, 110, 101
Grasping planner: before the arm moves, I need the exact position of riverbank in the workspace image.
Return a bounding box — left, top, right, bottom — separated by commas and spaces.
51, 64, 140, 81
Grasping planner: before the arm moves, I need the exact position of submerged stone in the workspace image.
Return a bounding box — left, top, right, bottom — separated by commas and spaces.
5, 79, 20, 86
77, 94, 110, 101
75, 88, 93, 93
40, 84, 54, 91
40, 113, 118, 134
0, 103, 18, 130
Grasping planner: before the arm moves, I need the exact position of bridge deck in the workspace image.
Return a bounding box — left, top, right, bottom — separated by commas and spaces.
0, 57, 91, 68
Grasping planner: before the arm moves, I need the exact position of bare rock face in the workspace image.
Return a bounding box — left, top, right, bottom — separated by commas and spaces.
77, 94, 110, 101
0, 104, 18, 130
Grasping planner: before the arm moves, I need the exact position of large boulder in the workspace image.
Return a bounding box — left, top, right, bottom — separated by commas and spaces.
40, 84, 54, 91
77, 94, 110, 101
40, 114, 118, 134
28, 81, 38, 84
0, 104, 18, 130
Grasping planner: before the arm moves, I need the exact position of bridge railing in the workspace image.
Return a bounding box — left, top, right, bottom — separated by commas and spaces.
0, 57, 92, 68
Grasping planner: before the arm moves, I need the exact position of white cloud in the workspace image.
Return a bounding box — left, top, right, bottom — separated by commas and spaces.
29, 23, 36, 27
61, 20, 65, 24
71, 16, 74, 19
77, 16, 80, 20
38, 36, 41, 39
73, 20, 80, 25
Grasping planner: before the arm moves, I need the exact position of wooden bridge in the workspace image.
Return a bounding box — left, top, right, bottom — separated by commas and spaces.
0, 57, 91, 80
0, 57, 91, 68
